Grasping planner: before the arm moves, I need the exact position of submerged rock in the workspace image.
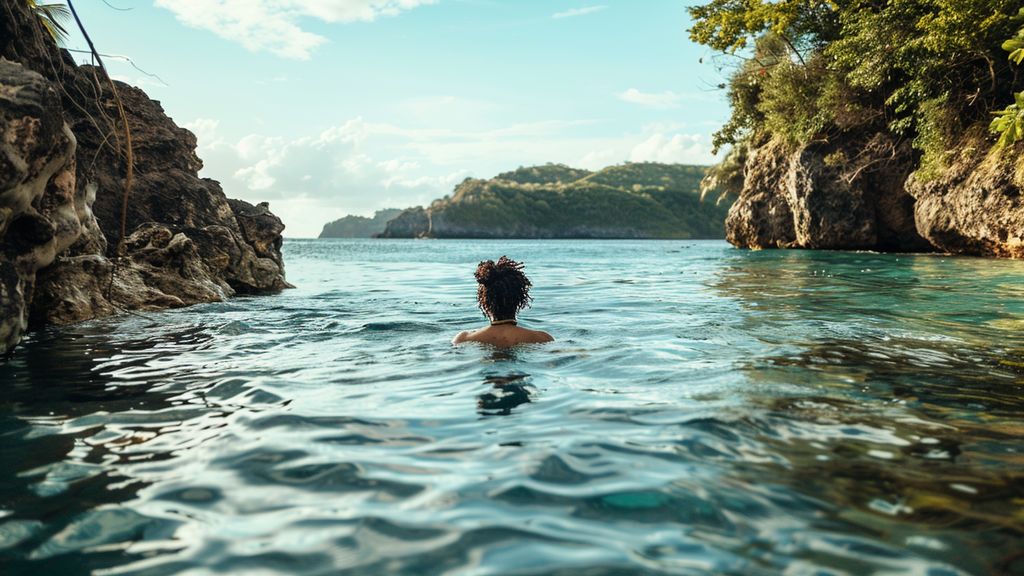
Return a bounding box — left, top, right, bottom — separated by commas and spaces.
0, 1, 290, 355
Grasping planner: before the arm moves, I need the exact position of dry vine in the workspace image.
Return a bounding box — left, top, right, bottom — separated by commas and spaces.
66, 0, 133, 258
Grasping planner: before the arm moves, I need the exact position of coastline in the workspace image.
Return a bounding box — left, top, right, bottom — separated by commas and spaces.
0, 2, 290, 356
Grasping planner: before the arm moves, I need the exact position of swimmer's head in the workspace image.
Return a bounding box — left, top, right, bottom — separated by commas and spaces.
475, 256, 532, 321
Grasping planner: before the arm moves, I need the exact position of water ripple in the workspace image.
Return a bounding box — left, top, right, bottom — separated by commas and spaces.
1, 240, 1023, 575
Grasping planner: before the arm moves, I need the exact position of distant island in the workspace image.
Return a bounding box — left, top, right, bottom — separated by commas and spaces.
359, 162, 729, 239
319, 209, 403, 238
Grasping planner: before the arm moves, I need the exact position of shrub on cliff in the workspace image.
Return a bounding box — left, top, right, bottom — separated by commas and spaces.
690, 0, 1024, 177
26, 0, 70, 44
990, 10, 1024, 148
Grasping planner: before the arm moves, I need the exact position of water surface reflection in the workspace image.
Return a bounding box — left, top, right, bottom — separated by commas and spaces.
1, 240, 1022, 575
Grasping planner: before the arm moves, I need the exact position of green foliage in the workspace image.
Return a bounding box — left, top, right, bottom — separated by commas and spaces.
423, 163, 730, 239
990, 92, 1024, 147
1006, 34, 1024, 65
756, 58, 836, 147
915, 95, 958, 178
26, 0, 70, 45
829, 0, 1020, 139
494, 164, 592, 185
700, 144, 747, 203
320, 208, 403, 238
688, 0, 839, 55
989, 8, 1024, 148
709, 33, 785, 153
580, 162, 706, 189
690, 0, 1024, 177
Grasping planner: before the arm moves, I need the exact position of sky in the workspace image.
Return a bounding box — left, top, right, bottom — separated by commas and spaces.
64, 1, 732, 237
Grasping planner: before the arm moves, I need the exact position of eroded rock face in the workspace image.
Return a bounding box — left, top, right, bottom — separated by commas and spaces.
0, 60, 79, 353
726, 134, 931, 252
725, 139, 796, 249
227, 198, 290, 288
727, 128, 1023, 258
1, 1, 290, 355
908, 133, 1024, 258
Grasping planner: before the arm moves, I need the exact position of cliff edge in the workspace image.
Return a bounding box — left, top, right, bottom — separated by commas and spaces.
725, 133, 1022, 257
725, 134, 933, 252
0, 2, 290, 355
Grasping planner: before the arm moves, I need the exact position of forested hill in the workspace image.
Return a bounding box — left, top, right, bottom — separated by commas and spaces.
319, 209, 403, 238
377, 163, 730, 239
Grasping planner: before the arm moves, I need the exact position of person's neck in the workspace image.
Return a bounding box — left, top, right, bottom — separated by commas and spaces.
490, 318, 517, 326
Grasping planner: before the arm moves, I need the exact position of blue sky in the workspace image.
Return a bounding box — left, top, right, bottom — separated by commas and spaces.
65, 1, 731, 237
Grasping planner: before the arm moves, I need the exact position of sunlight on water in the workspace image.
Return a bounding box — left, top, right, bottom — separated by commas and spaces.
2, 239, 1023, 575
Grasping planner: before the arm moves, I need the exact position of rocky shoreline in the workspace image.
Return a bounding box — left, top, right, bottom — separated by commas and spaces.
724, 131, 1023, 258
0, 2, 290, 356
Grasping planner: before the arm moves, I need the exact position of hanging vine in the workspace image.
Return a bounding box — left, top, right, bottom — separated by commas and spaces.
65, 0, 135, 304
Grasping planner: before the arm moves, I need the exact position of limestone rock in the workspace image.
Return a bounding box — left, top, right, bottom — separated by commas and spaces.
726, 134, 930, 252
1, 0, 291, 355
908, 131, 1024, 258
725, 139, 796, 249
0, 60, 79, 354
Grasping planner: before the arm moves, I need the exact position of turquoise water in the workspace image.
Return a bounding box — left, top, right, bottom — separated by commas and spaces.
2, 239, 1024, 575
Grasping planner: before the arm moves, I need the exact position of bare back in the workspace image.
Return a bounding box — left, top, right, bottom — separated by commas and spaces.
452, 324, 554, 347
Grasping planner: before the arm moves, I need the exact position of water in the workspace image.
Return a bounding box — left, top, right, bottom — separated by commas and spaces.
2, 239, 1023, 575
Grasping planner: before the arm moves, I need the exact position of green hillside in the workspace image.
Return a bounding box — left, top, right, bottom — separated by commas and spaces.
494, 164, 593, 185
379, 162, 730, 239
319, 208, 403, 238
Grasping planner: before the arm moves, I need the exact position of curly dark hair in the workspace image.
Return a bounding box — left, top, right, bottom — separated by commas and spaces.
475, 256, 533, 321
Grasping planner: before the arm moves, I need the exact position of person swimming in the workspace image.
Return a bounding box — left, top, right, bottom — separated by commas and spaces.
452, 256, 554, 346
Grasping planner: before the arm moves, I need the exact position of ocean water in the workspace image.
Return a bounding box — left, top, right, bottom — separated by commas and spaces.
2, 239, 1023, 575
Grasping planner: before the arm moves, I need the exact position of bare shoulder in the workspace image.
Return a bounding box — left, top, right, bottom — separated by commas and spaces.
527, 329, 554, 343
452, 330, 477, 345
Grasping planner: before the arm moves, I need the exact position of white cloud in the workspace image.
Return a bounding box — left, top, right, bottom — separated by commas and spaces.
553, 5, 607, 19
575, 126, 714, 169
315, 118, 369, 147
235, 134, 283, 162
617, 88, 683, 109
629, 133, 709, 164
182, 118, 226, 158
187, 116, 715, 237
155, 0, 436, 59
382, 171, 469, 190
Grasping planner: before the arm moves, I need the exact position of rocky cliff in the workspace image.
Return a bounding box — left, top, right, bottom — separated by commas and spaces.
724, 132, 1021, 256
907, 129, 1024, 258
0, 1, 290, 355
725, 134, 932, 252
